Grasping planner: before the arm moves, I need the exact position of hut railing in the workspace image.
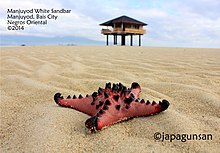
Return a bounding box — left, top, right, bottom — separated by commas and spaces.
125, 28, 146, 34
114, 28, 145, 34
101, 29, 112, 34
101, 28, 146, 34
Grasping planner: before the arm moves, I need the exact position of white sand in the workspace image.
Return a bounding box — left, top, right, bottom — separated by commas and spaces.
0, 46, 220, 152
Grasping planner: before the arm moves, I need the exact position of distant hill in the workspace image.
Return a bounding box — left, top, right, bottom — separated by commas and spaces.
0, 35, 104, 46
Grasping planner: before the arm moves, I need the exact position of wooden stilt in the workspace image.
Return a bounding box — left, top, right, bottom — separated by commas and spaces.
130, 35, 133, 46
121, 35, 126, 46
106, 35, 109, 46
139, 35, 141, 46
115, 35, 117, 45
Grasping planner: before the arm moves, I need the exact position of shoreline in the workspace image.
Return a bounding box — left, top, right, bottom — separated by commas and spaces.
1, 45, 220, 49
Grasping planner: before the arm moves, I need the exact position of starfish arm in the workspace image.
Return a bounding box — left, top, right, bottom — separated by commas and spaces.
54, 92, 102, 116
85, 98, 169, 132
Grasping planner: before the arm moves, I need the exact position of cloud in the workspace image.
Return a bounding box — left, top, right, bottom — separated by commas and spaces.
122, 0, 220, 47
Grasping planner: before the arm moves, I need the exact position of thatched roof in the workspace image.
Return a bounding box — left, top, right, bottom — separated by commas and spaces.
100, 15, 147, 26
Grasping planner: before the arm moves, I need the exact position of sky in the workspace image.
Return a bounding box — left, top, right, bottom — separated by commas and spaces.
1, 0, 220, 48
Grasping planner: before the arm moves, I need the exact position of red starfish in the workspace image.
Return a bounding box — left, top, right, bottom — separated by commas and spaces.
54, 82, 169, 132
